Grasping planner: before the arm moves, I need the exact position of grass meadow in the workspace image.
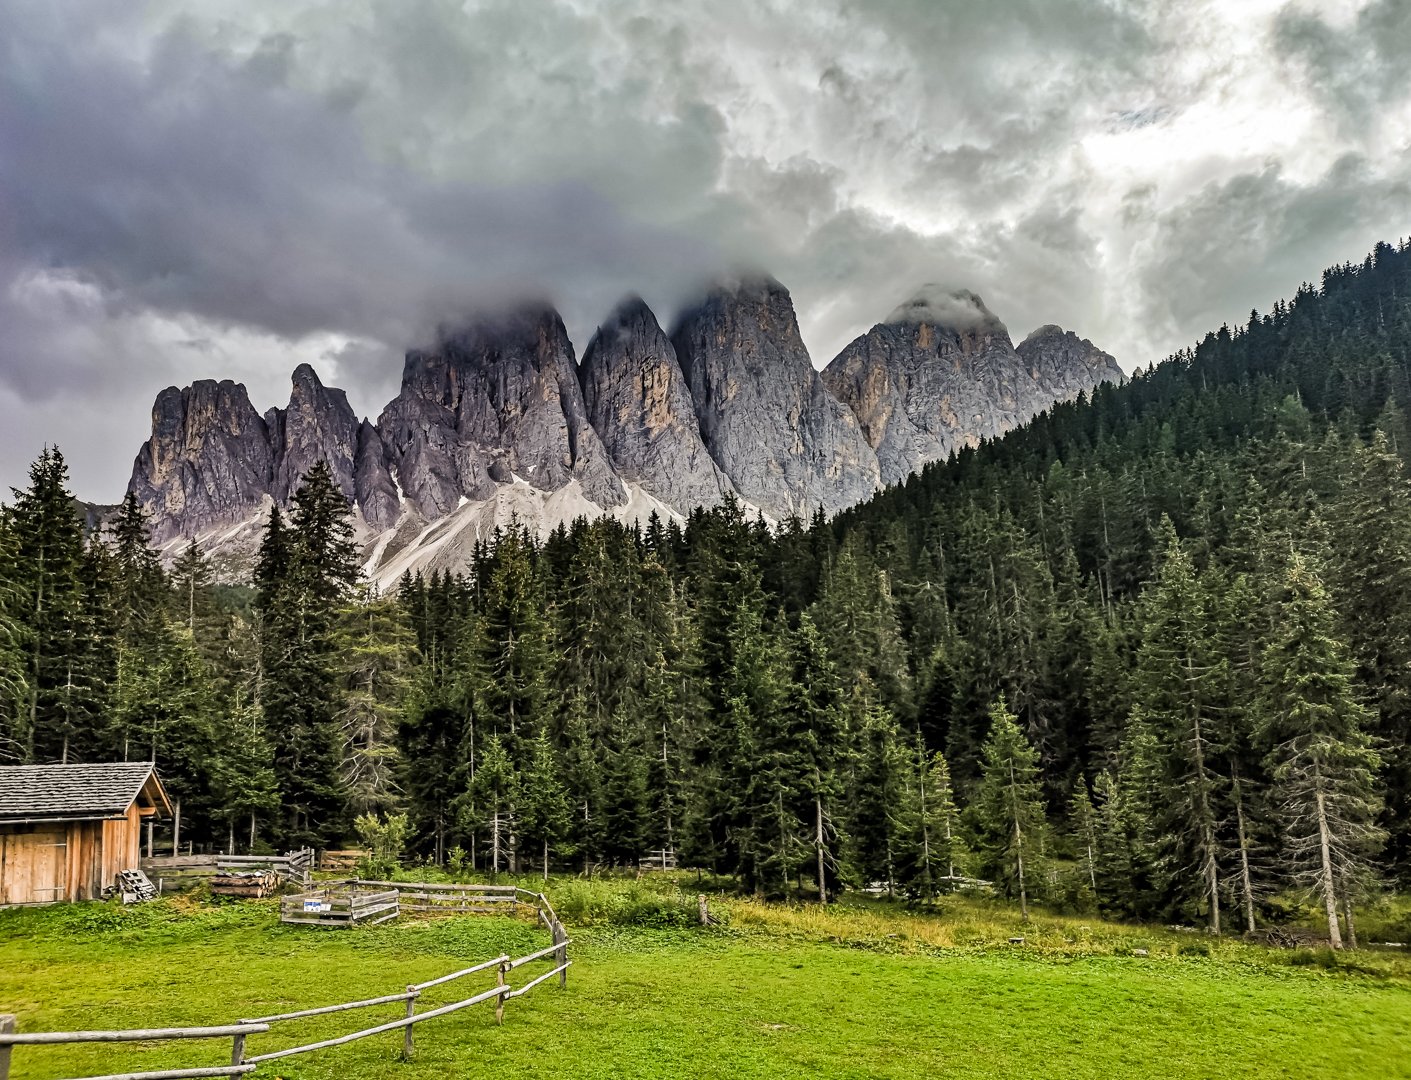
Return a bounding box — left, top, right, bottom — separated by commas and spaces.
2, 877, 1409, 1080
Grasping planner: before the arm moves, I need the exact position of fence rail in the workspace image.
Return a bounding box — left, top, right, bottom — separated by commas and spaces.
0, 933, 571, 1080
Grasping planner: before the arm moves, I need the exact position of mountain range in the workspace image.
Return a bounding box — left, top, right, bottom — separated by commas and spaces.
126, 275, 1122, 586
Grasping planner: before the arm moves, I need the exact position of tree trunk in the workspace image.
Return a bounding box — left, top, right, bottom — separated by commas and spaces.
173, 800, 181, 859
228, 821, 234, 857
1008, 757, 1029, 921
491, 813, 501, 878
1344, 894, 1358, 951
543, 838, 550, 884
918, 757, 933, 897
249, 811, 256, 852
815, 794, 828, 905
1315, 786, 1344, 949
1236, 799, 1256, 933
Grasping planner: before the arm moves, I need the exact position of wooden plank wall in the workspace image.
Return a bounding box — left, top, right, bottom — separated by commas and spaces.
101, 806, 142, 896
1, 806, 146, 905
64, 822, 103, 902
0, 826, 67, 905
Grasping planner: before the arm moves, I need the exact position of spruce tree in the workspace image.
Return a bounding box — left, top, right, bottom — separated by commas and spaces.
519, 727, 572, 880
333, 592, 416, 815
1131, 531, 1229, 932
256, 462, 359, 843
969, 697, 1047, 920
1258, 556, 1385, 948
9, 448, 87, 763
470, 733, 518, 876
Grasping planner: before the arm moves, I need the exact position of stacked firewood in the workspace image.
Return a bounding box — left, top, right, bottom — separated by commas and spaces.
211, 869, 280, 898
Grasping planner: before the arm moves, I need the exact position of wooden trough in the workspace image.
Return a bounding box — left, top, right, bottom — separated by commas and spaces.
280, 885, 399, 928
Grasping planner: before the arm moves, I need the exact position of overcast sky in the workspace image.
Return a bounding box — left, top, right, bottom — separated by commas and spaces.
3, 0, 1410, 501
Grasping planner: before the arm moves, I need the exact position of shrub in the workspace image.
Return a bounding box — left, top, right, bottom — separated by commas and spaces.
354, 812, 410, 880
553, 880, 706, 929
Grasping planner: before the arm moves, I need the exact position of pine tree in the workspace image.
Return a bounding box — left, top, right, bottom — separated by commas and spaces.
256, 462, 360, 843
333, 592, 416, 815
969, 697, 1047, 920
467, 525, 549, 761
109, 491, 166, 649
783, 614, 847, 902
1131, 530, 1229, 932
846, 699, 908, 897
0, 514, 30, 762
470, 733, 518, 876
8, 448, 87, 763
519, 727, 572, 880
898, 743, 964, 898
1070, 781, 1099, 897
1329, 430, 1411, 877
1259, 556, 1385, 948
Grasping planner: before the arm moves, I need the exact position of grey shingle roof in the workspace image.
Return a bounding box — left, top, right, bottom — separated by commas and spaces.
0, 762, 161, 822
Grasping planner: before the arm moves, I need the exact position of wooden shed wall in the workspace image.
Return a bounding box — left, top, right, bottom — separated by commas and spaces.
1, 806, 145, 904
0, 825, 67, 905
101, 805, 143, 894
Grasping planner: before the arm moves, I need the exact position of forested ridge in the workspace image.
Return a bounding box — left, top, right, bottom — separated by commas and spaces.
4, 240, 1411, 944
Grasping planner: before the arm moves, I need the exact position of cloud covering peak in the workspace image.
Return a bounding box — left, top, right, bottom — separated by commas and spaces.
3, 0, 1411, 498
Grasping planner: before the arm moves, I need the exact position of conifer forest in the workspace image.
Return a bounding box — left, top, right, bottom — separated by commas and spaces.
8, 241, 1411, 946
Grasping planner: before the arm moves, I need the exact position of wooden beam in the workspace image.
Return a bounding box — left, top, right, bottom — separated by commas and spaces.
0, 1025, 269, 1045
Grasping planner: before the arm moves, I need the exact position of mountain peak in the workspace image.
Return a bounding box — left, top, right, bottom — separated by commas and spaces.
884, 286, 1008, 336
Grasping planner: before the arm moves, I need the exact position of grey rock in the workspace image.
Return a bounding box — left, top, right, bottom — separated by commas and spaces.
354, 420, 401, 531
377, 303, 626, 518
268, 363, 361, 504
823, 287, 1122, 488
128, 379, 275, 544
580, 296, 735, 512
671, 275, 880, 520
1016, 324, 1125, 402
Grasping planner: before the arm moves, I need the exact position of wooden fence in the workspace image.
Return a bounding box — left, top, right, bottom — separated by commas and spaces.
278, 887, 399, 927
316, 850, 363, 872
141, 850, 315, 893
0, 935, 571, 1080
278, 881, 564, 931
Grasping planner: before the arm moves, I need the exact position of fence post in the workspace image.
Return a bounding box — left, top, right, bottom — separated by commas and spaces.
230, 1029, 246, 1080
494, 962, 508, 1026
403, 986, 415, 1058
553, 920, 568, 988
0, 1013, 14, 1080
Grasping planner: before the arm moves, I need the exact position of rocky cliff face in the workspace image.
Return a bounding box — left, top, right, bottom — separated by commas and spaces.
579, 297, 735, 512
267, 363, 361, 506
129, 379, 275, 545
1016, 324, 1125, 401
127, 278, 1122, 584
670, 275, 880, 519
377, 303, 626, 520
822, 288, 1122, 488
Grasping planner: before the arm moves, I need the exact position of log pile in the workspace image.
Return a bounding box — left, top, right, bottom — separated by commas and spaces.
212, 870, 280, 898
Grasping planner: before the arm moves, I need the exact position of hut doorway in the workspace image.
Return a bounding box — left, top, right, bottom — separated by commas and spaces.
0, 826, 68, 904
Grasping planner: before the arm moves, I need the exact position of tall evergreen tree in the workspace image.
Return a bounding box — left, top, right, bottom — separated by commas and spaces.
9, 448, 87, 763
969, 697, 1047, 920
1259, 556, 1385, 948
256, 462, 359, 843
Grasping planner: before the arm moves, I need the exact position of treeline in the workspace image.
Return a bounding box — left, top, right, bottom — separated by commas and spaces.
2, 241, 1410, 946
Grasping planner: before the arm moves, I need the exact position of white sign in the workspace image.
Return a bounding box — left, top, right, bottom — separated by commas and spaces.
303, 899, 331, 913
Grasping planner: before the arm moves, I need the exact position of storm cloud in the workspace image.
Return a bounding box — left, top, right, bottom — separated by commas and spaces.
3, 0, 1411, 498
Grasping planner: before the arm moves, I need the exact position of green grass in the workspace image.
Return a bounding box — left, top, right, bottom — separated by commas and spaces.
2, 889, 1409, 1080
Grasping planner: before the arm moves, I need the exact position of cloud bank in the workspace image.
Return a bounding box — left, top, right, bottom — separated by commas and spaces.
3, 0, 1410, 498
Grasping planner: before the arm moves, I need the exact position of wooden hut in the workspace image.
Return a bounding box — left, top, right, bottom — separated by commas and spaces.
0, 762, 171, 905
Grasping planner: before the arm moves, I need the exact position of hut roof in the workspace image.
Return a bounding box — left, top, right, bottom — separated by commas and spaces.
0, 762, 171, 823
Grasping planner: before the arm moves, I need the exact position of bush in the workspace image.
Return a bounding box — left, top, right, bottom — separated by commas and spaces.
553, 880, 707, 929
354, 812, 410, 880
